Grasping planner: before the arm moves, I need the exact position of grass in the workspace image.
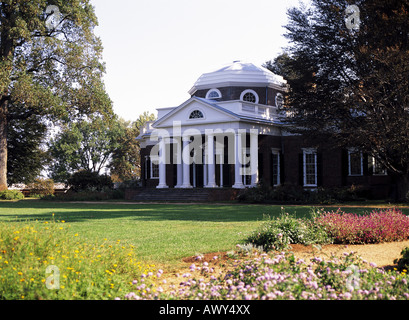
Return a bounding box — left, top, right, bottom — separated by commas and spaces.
0, 200, 407, 268
1, 199, 408, 300
0, 201, 304, 268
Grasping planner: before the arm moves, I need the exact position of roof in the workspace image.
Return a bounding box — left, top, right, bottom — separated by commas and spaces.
188, 60, 287, 95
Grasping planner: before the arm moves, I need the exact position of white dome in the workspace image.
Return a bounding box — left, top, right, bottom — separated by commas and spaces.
189, 61, 286, 95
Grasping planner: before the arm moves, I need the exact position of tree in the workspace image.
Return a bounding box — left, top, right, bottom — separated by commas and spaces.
0, 0, 111, 190
110, 112, 156, 182
48, 115, 121, 182
276, 0, 409, 201
7, 107, 50, 185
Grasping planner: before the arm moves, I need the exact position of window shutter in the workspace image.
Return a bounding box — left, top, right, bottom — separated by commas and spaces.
299, 153, 304, 186
317, 153, 323, 186
280, 153, 285, 185
341, 149, 349, 185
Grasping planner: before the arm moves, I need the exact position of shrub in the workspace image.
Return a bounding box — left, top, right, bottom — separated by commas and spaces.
42, 189, 124, 202
67, 170, 113, 192
123, 251, 409, 300
28, 178, 55, 196
394, 247, 409, 272
0, 219, 156, 300
244, 211, 332, 251
0, 190, 24, 200
314, 208, 409, 244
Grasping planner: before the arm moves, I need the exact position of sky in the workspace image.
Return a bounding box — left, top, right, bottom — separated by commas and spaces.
90, 0, 303, 122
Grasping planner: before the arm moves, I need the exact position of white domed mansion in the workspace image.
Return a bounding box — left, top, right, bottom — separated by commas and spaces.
134, 61, 391, 200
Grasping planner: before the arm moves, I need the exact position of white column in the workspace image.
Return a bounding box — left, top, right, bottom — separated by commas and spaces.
157, 137, 169, 189
175, 138, 183, 188
181, 136, 192, 188
232, 132, 245, 189
206, 133, 217, 188
203, 153, 208, 187
250, 130, 259, 187
220, 159, 224, 188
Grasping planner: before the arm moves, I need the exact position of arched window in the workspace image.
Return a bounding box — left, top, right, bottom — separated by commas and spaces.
240, 89, 259, 104
189, 110, 204, 119
206, 89, 222, 100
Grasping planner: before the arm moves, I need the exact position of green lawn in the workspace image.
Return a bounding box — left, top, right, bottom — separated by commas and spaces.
0, 200, 406, 268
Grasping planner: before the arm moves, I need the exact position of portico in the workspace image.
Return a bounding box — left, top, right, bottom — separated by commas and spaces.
137, 61, 287, 190
153, 124, 260, 190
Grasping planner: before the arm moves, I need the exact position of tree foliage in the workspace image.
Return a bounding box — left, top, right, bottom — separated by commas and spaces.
109, 111, 156, 183
273, 0, 409, 200
0, 0, 112, 189
48, 115, 121, 182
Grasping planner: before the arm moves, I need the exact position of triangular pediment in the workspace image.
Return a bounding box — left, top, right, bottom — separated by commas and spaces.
153, 97, 240, 128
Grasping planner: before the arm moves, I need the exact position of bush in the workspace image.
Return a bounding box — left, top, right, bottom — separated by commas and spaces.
0, 219, 156, 300
44, 190, 124, 202
237, 184, 371, 204
28, 178, 55, 196
395, 247, 409, 272
314, 208, 409, 244
244, 211, 332, 251
123, 251, 409, 300
67, 170, 113, 192
0, 190, 25, 200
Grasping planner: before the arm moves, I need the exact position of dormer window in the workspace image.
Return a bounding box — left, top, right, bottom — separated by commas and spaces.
240, 89, 259, 104
206, 89, 222, 100
189, 110, 204, 119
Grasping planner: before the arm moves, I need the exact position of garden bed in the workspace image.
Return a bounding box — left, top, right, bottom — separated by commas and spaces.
180, 240, 409, 270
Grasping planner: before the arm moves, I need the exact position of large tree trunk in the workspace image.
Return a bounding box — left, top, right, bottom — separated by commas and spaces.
0, 101, 8, 191
394, 174, 409, 203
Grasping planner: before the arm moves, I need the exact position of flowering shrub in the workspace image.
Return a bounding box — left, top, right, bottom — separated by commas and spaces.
314, 208, 409, 244
121, 252, 409, 300
0, 219, 155, 300
244, 212, 332, 251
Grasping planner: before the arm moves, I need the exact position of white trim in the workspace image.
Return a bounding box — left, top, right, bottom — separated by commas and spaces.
205, 88, 222, 100
240, 89, 259, 104
303, 148, 317, 187
348, 148, 363, 176
150, 156, 159, 180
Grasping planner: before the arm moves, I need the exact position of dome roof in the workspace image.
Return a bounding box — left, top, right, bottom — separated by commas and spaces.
188, 61, 286, 95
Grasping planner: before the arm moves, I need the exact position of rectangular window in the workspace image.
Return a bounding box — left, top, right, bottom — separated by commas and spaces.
348, 149, 363, 176
272, 149, 281, 186
303, 148, 317, 187
150, 156, 159, 179
369, 156, 387, 175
